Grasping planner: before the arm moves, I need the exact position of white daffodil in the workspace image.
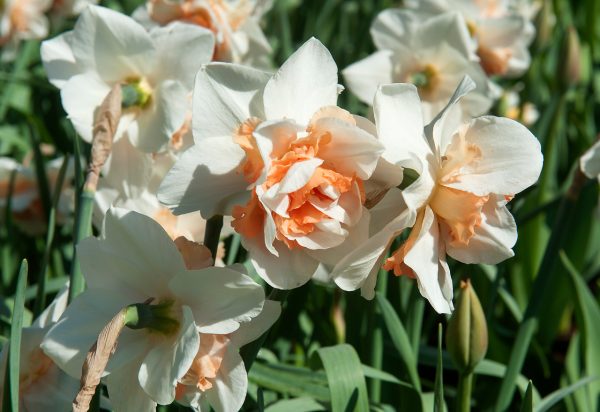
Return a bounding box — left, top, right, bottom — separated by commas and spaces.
42, 207, 266, 411
133, 0, 273, 68
581, 140, 600, 216
343, 10, 492, 123
176, 300, 280, 411
331, 77, 543, 313
41, 5, 214, 153
0, 287, 80, 412
159, 38, 392, 289
405, 0, 535, 77
0, 0, 51, 60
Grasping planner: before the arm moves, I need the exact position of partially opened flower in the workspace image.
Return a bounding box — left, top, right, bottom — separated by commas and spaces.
42, 207, 265, 410
159, 38, 389, 289
343, 10, 492, 123
0, 287, 80, 412
41, 5, 214, 152
0, 0, 51, 60
405, 0, 535, 77
133, 0, 272, 67
331, 77, 543, 313
176, 300, 280, 411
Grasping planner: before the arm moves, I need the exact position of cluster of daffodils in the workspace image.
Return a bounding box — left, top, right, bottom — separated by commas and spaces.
2, 2, 545, 410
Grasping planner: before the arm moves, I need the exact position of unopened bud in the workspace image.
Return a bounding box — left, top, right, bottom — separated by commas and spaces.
534, 0, 555, 49
560, 26, 582, 88
446, 279, 488, 374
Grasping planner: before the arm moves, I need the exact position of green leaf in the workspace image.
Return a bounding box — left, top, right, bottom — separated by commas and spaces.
520, 381, 534, 412
376, 292, 421, 391
536, 376, 599, 412
361, 364, 412, 388
265, 397, 326, 412
560, 251, 600, 410
316, 344, 369, 412
248, 362, 330, 401
2, 259, 28, 412
434, 323, 444, 412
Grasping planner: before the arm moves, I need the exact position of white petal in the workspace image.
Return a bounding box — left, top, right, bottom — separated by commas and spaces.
274, 158, 323, 194
403, 207, 453, 314
243, 235, 320, 289
70, 5, 155, 82
193, 62, 271, 139
373, 83, 429, 166
79, 207, 186, 296
370, 8, 416, 50
580, 140, 600, 179
106, 358, 157, 412
443, 116, 543, 196
60, 72, 110, 142
445, 201, 517, 264
205, 346, 248, 412
32, 284, 69, 327
151, 22, 215, 89
342, 50, 394, 105
314, 117, 384, 179
139, 306, 199, 405
263, 38, 338, 125
168, 268, 265, 334
157, 139, 249, 217
41, 32, 81, 89
129, 80, 188, 153
292, 219, 348, 250
229, 300, 282, 347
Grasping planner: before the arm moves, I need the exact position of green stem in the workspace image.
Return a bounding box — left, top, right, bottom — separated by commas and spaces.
368, 268, 388, 403
457, 371, 473, 412
204, 215, 223, 261
68, 190, 94, 302
226, 234, 241, 266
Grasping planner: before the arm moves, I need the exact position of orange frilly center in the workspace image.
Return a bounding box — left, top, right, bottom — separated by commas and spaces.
176, 334, 229, 396
231, 107, 365, 250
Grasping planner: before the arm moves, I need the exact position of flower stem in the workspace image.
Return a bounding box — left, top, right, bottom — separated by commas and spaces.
204, 215, 223, 261
456, 371, 473, 412
368, 268, 388, 403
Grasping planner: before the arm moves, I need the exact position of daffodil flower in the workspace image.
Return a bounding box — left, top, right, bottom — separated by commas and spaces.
343, 10, 492, 123
42, 207, 266, 411
331, 77, 543, 313
159, 38, 394, 289
0, 0, 51, 60
133, 0, 273, 68
41, 5, 214, 152
405, 0, 535, 77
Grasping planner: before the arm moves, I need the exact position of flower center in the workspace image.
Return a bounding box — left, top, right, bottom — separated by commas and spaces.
121, 77, 153, 109
176, 334, 229, 395
233, 117, 264, 183
405, 65, 439, 101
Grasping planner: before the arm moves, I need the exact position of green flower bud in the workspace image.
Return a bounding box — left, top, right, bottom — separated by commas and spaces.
446, 279, 488, 374
560, 26, 582, 89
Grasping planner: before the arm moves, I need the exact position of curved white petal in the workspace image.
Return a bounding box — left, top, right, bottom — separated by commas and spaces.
374, 83, 429, 166
229, 300, 282, 347
151, 22, 215, 88
41, 32, 81, 89
263, 37, 338, 125
70, 5, 155, 82
342, 50, 394, 105
445, 201, 517, 264
403, 206, 453, 314
129, 79, 188, 153
106, 356, 157, 412
157, 139, 249, 217
205, 346, 248, 412
139, 306, 199, 405
193, 62, 270, 140
168, 268, 265, 334
443, 116, 543, 196
581, 140, 600, 179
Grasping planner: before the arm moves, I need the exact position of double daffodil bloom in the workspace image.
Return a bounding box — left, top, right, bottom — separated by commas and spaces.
331, 77, 543, 313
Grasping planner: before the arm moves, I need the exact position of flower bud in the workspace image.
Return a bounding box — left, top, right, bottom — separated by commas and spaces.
560, 26, 582, 88
534, 0, 555, 49
446, 279, 488, 374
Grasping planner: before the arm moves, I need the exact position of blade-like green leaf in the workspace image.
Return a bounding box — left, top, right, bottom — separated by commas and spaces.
361, 364, 412, 388
249, 362, 330, 401
316, 344, 369, 412
434, 323, 444, 412
560, 251, 600, 410
536, 376, 599, 412
265, 397, 326, 412
2, 259, 28, 412
376, 292, 421, 391
520, 381, 534, 412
